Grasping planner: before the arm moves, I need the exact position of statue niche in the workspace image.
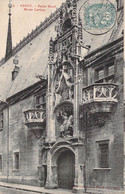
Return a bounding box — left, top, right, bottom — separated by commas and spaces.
60, 112, 73, 137
54, 62, 74, 106
56, 105, 74, 138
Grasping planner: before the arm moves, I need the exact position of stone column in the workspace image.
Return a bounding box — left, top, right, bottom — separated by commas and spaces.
46, 92, 56, 142
45, 150, 58, 189
45, 149, 52, 188
38, 165, 45, 186
74, 146, 79, 187
46, 37, 56, 142
51, 165, 58, 188
73, 46, 80, 138
73, 146, 84, 193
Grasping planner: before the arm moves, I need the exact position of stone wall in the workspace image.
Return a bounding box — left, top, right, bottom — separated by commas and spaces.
0, 94, 45, 186
84, 54, 124, 192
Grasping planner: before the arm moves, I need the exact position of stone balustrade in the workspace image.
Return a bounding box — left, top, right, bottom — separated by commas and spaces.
83, 83, 118, 103
24, 109, 45, 128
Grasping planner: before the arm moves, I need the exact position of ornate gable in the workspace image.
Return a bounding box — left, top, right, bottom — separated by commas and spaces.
55, 0, 77, 37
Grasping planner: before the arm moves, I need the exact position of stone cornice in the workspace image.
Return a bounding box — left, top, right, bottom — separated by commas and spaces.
82, 36, 123, 67
6, 79, 47, 105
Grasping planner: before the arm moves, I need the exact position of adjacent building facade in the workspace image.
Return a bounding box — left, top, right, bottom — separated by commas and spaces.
0, 0, 124, 193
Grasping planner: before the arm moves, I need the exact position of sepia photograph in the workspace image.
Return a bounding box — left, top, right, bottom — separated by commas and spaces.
0, 0, 124, 193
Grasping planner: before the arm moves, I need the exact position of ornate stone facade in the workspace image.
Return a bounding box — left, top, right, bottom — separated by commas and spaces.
0, 0, 124, 193
41, 0, 124, 193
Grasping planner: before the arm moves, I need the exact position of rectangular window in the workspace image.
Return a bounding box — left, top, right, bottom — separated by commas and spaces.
117, 0, 124, 9
36, 96, 41, 107
99, 142, 109, 168
107, 64, 114, 76
105, 63, 114, 83
0, 155, 2, 171
95, 62, 115, 83
106, 63, 114, 77
96, 68, 104, 81
35, 94, 46, 109
0, 112, 3, 131
14, 152, 19, 170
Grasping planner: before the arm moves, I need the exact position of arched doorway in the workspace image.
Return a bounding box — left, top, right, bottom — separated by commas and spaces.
57, 150, 75, 189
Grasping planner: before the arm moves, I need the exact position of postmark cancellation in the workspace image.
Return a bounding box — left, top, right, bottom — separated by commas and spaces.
79, 0, 117, 35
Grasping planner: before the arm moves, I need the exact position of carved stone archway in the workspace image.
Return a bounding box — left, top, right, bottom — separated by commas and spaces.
51, 142, 75, 189
45, 140, 85, 192
45, 141, 75, 189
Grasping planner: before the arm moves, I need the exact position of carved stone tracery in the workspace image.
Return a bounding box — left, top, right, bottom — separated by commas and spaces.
47, 0, 78, 143
55, 0, 77, 37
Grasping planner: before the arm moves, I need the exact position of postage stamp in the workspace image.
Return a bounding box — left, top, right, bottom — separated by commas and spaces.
79, 0, 117, 35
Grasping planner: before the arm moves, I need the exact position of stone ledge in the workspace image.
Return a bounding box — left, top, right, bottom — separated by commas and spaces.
85, 188, 124, 194
72, 187, 85, 194
93, 168, 111, 170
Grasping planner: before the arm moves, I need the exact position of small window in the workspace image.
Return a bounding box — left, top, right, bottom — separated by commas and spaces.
96, 68, 104, 81
95, 62, 115, 83
35, 94, 46, 109
0, 112, 3, 131
36, 96, 41, 107
108, 65, 114, 76
0, 155, 2, 171
14, 152, 19, 170
117, 0, 124, 9
105, 63, 114, 83
106, 63, 114, 77
99, 142, 109, 168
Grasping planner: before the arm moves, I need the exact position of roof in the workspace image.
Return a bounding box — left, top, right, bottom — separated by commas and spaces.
0, 0, 123, 102
0, 20, 56, 100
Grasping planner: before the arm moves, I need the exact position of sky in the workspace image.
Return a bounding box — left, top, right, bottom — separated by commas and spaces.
0, 0, 65, 60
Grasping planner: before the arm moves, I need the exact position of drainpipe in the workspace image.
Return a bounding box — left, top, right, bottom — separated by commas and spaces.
6, 104, 9, 182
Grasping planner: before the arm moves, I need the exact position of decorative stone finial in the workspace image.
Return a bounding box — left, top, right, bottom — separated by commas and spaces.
8, 0, 12, 15
5, 0, 12, 61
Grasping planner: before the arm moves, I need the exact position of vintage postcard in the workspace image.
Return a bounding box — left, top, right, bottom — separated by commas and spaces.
0, 0, 124, 194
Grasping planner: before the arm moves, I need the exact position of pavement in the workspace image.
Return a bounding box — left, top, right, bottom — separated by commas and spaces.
0, 182, 124, 194
0, 182, 72, 194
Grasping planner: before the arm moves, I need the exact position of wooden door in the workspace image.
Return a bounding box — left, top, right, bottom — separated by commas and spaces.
57, 150, 75, 189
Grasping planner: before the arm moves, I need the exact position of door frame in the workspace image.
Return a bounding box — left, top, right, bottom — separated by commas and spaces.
57, 149, 75, 189
51, 144, 75, 189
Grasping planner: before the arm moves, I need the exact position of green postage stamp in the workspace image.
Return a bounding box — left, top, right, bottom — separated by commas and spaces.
79, 0, 117, 35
